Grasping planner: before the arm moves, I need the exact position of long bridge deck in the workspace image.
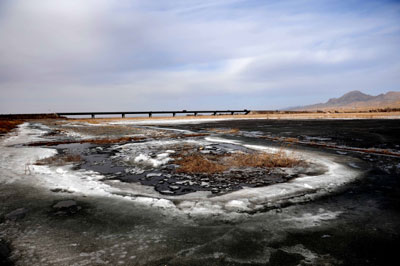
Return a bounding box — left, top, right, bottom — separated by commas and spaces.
1, 110, 251, 119
58, 110, 250, 118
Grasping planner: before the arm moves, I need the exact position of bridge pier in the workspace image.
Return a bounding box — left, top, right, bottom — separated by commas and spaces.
194, 112, 198, 116
173, 112, 176, 117
213, 112, 217, 116
231, 111, 234, 115
149, 112, 152, 118
91, 114, 95, 119
122, 113, 125, 118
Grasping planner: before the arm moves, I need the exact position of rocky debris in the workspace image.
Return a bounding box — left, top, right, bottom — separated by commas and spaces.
160, 190, 174, 195
52, 200, 82, 216
161, 164, 178, 171
211, 188, 220, 194
269, 249, 305, 266
4, 208, 28, 221
168, 185, 180, 191
50, 188, 74, 193
0, 239, 13, 266
146, 173, 162, 178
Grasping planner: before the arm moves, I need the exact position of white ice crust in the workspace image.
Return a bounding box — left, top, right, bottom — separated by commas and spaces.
108, 117, 243, 125
133, 153, 172, 168
0, 122, 362, 218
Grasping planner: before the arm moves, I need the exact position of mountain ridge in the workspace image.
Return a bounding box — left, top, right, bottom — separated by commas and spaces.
290, 90, 400, 111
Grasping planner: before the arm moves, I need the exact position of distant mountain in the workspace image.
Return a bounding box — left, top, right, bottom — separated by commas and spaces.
291, 90, 400, 111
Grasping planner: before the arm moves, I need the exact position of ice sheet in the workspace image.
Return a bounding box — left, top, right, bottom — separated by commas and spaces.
0, 122, 362, 219
109, 117, 243, 125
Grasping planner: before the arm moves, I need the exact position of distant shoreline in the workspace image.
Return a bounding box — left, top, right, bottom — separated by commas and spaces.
1, 110, 400, 121
71, 112, 400, 122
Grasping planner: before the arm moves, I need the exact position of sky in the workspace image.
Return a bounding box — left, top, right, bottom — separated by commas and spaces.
0, 0, 399, 113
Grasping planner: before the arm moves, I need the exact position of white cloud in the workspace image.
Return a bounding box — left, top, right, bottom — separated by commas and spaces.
0, 0, 399, 112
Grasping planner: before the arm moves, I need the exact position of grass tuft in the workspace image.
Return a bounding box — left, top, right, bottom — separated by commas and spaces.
174, 149, 302, 174
230, 150, 301, 168
176, 154, 228, 174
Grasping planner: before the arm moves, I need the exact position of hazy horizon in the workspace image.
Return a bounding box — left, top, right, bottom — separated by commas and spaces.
1, 0, 400, 113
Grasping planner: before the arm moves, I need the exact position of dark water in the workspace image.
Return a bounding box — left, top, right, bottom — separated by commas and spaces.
163, 119, 400, 149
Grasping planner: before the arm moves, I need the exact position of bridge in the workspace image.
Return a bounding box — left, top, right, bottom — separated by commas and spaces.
56, 109, 251, 118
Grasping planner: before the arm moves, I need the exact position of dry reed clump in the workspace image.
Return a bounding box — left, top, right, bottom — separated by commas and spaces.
0, 120, 24, 134
284, 137, 299, 143
208, 128, 240, 134
176, 154, 228, 174
229, 150, 301, 168
174, 150, 302, 174
35, 154, 82, 166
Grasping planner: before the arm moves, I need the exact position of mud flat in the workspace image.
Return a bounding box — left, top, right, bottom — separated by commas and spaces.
0, 118, 399, 265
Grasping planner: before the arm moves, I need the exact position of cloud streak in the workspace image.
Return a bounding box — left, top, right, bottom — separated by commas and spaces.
1, 0, 399, 112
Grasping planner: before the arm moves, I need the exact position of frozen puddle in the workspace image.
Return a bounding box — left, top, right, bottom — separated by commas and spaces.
0, 122, 363, 217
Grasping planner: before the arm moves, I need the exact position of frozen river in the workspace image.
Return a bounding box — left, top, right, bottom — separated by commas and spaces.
1, 118, 399, 265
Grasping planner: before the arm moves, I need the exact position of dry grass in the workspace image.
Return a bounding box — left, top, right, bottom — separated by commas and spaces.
230, 150, 301, 168
174, 149, 302, 174
0, 120, 23, 134
176, 154, 228, 174
284, 137, 300, 143
27, 136, 146, 146
208, 128, 240, 134
35, 154, 82, 166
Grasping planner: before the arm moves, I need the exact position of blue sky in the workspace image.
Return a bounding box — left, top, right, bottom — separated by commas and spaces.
0, 0, 399, 113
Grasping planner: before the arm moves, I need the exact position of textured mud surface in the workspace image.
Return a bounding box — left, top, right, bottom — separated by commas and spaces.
51, 141, 317, 196
0, 118, 399, 265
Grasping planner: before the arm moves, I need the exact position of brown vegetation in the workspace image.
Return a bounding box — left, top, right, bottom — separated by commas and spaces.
175, 150, 302, 174
35, 154, 82, 166
0, 120, 24, 134
176, 154, 228, 174
27, 136, 146, 146
208, 128, 240, 134
230, 150, 301, 168
0, 114, 59, 120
